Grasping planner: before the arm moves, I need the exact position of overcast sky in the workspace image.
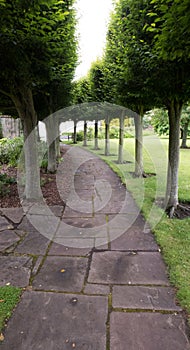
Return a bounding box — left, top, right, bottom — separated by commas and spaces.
74, 0, 114, 79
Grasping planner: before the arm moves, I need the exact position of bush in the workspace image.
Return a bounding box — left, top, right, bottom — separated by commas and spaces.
0, 173, 16, 196
0, 137, 23, 167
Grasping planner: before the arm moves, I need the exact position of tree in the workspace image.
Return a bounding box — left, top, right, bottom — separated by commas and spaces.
104, 0, 155, 175
0, 0, 77, 198
145, 0, 190, 215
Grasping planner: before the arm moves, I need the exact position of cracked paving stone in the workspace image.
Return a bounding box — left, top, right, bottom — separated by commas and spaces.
32, 256, 88, 292
110, 312, 190, 350
112, 286, 182, 311
1, 208, 24, 224
1, 291, 108, 350
0, 230, 20, 252
0, 256, 32, 287
15, 231, 50, 255
88, 251, 169, 285
0, 216, 13, 232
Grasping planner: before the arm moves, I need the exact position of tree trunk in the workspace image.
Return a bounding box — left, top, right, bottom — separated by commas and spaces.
73, 121, 77, 144
0, 119, 3, 138
134, 110, 143, 177
45, 118, 57, 173
105, 119, 110, 156
55, 119, 60, 158
165, 100, 182, 216
83, 121, 87, 146
12, 87, 41, 200
118, 114, 124, 164
94, 120, 99, 150
181, 121, 189, 148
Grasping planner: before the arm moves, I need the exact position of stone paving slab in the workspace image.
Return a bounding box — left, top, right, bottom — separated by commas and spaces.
0, 216, 13, 232
15, 231, 50, 255
110, 220, 159, 251
88, 251, 169, 285
1, 291, 108, 350
84, 283, 110, 295
0, 230, 20, 252
63, 206, 93, 218
48, 242, 91, 256
32, 256, 88, 292
1, 208, 24, 224
0, 256, 32, 287
110, 312, 190, 350
112, 286, 182, 311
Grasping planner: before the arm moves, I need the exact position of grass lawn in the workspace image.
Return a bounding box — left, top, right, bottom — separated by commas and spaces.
85, 135, 190, 324
0, 286, 21, 335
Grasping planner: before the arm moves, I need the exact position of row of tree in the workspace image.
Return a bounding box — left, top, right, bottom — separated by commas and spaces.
0, 0, 78, 198
73, 0, 190, 217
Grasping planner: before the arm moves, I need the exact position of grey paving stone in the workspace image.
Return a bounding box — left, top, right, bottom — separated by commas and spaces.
1, 291, 108, 350
110, 312, 190, 350
0, 216, 13, 232
17, 216, 39, 233
112, 286, 182, 311
110, 222, 159, 251
63, 206, 93, 218
0, 230, 20, 252
32, 256, 88, 292
48, 242, 92, 256
88, 251, 169, 285
27, 205, 64, 217
15, 231, 50, 255
0, 256, 32, 287
84, 284, 110, 295
1, 208, 24, 224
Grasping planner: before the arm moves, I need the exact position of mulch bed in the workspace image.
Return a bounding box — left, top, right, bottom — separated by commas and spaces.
0, 166, 64, 208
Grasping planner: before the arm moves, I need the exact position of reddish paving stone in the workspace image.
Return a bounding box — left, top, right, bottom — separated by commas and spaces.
1, 291, 108, 350
1, 208, 24, 224
112, 286, 182, 311
0, 230, 20, 252
88, 251, 169, 285
110, 312, 190, 350
32, 256, 88, 292
15, 232, 50, 255
0, 256, 32, 287
0, 216, 13, 232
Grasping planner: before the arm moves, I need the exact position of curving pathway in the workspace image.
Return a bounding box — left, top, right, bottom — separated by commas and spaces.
0, 146, 190, 349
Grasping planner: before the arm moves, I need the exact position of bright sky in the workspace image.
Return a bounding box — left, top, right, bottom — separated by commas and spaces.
74, 0, 114, 79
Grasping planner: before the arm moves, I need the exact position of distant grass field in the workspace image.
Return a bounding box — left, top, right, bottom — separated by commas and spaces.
85, 135, 190, 324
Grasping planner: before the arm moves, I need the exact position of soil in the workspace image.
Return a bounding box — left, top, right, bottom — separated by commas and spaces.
0, 147, 68, 208
0, 166, 64, 208
1, 147, 190, 219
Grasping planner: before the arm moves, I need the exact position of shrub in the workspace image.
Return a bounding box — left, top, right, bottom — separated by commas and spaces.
0, 137, 23, 166
0, 173, 16, 196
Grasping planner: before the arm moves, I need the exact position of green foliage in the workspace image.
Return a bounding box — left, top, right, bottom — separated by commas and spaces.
150, 106, 190, 136
0, 137, 23, 166
0, 286, 21, 331
147, 0, 190, 60
149, 109, 169, 136
0, 0, 78, 116
0, 173, 16, 196
72, 78, 92, 105
76, 127, 94, 142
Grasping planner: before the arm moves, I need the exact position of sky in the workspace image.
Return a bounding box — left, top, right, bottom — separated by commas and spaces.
74, 0, 114, 79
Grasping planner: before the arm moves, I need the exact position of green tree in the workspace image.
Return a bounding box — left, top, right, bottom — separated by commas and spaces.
0, 0, 77, 198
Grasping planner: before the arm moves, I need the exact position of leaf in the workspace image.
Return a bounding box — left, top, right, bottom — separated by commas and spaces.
0, 299, 5, 303
60, 269, 66, 273
0, 333, 4, 342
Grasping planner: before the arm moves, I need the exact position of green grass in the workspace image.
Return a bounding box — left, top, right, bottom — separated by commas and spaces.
84, 136, 190, 323
0, 286, 22, 332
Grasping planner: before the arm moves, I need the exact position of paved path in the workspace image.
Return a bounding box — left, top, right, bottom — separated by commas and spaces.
0, 146, 190, 349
